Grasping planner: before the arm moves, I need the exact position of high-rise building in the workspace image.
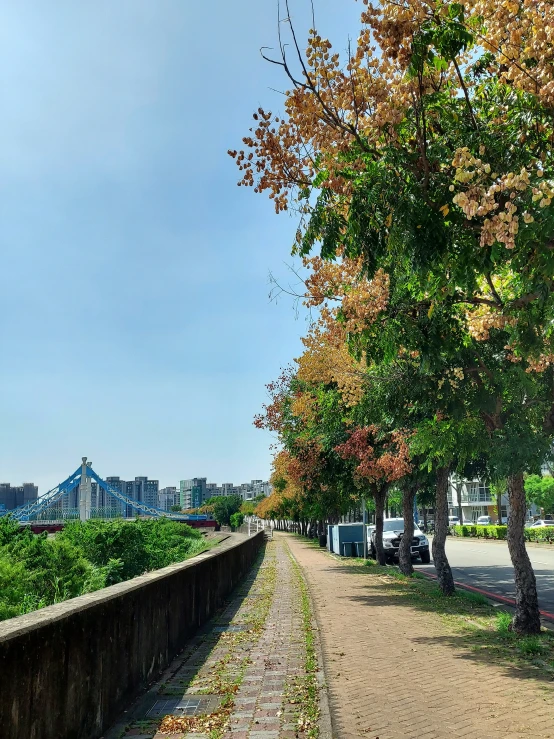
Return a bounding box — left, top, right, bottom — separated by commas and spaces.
178, 477, 272, 507
102, 477, 127, 515
0, 482, 38, 512
159, 486, 178, 511
180, 478, 207, 509
88, 475, 159, 516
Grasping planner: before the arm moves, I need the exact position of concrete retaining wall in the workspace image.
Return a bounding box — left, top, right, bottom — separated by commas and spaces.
0, 531, 265, 739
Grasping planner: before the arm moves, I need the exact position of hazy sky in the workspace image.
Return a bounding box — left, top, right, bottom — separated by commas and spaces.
0, 1, 360, 492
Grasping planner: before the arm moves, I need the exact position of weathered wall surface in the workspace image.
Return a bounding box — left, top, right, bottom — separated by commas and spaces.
0, 531, 264, 739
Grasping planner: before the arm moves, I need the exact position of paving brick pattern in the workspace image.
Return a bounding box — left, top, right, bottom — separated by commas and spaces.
221, 538, 306, 739
286, 534, 554, 739
106, 538, 312, 739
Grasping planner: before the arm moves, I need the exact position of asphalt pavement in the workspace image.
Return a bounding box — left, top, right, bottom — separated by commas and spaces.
416, 536, 554, 615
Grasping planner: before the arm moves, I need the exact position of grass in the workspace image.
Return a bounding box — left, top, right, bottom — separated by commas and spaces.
339, 555, 554, 685
285, 545, 321, 739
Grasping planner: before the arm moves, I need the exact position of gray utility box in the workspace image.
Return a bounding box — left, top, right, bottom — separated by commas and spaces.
330, 523, 365, 556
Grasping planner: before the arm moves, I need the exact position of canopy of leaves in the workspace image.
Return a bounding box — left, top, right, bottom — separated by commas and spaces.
205, 494, 243, 526
234, 0, 554, 482
525, 475, 554, 514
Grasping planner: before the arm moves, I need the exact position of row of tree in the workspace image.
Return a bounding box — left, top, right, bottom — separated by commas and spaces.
232, 0, 554, 635
180, 494, 266, 527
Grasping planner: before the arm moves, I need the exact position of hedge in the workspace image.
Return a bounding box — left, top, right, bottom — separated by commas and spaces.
451, 524, 554, 542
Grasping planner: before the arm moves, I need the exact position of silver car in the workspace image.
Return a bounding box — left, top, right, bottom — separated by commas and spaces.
527, 519, 554, 527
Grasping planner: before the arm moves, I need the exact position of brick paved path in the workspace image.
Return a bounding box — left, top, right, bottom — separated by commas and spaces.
106, 537, 323, 739
222, 538, 308, 739
286, 534, 554, 739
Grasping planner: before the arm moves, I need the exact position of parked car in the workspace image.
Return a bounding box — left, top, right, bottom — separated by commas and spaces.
450, 516, 475, 526
526, 519, 554, 527
368, 518, 430, 564
476, 515, 493, 525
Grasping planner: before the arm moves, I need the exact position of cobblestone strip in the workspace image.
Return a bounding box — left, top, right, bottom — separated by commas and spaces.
222, 538, 309, 739
286, 534, 554, 739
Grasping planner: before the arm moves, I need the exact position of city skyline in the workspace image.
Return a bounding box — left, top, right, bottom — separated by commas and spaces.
0, 469, 271, 506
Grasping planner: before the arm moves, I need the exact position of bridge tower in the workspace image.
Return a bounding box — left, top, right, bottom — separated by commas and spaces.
79, 457, 92, 521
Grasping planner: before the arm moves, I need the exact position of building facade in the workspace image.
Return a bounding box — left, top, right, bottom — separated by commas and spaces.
448, 476, 539, 523
179, 477, 272, 508
159, 486, 178, 511
0, 482, 38, 512
180, 478, 207, 509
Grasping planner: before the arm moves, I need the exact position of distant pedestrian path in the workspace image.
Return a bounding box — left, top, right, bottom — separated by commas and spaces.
286, 534, 554, 739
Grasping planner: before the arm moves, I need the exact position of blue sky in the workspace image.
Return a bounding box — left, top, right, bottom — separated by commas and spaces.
0, 0, 360, 492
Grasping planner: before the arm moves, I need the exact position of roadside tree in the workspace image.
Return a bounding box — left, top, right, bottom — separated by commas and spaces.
232, 0, 554, 633
525, 475, 554, 517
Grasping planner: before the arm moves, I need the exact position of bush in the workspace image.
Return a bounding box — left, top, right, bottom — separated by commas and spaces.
0, 517, 205, 621
451, 524, 554, 543
524, 526, 554, 543
207, 494, 243, 525
230, 512, 245, 531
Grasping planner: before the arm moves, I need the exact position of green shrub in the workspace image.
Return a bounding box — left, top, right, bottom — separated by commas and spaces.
230, 512, 245, 530
452, 524, 508, 539
524, 526, 554, 543
451, 523, 554, 542
0, 518, 205, 622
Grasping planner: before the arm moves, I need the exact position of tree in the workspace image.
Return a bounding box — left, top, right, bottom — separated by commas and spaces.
206, 495, 243, 526
255, 363, 365, 532
241, 501, 256, 517
396, 465, 436, 576
233, 0, 554, 633
336, 426, 411, 565
490, 478, 507, 525
525, 475, 554, 516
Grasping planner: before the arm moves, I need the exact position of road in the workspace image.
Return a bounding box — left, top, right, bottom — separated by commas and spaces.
416, 537, 554, 615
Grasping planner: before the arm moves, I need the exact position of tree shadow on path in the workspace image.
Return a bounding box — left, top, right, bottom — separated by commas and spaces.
305, 551, 554, 690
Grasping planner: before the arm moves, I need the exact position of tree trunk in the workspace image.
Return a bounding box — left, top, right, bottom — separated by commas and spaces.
399, 486, 416, 576
374, 487, 387, 565
497, 490, 503, 525
507, 472, 541, 634
423, 508, 428, 531
456, 482, 464, 526
432, 466, 456, 595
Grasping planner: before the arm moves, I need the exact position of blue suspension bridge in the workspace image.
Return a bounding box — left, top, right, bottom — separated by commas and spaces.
1, 457, 204, 525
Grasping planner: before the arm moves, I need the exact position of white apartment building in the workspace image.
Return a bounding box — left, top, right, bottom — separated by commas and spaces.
158, 486, 178, 511
178, 477, 272, 507
448, 476, 539, 523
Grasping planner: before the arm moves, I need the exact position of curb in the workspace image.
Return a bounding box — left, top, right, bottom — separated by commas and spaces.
417, 569, 554, 624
